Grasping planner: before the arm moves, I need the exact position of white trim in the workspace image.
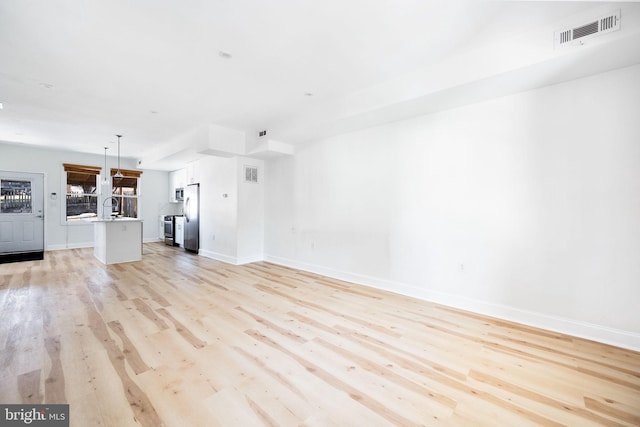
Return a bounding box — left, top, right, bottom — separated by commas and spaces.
198, 249, 235, 264
237, 254, 264, 265
43, 171, 48, 251
198, 249, 263, 266
47, 242, 93, 251
264, 254, 640, 352
48, 237, 160, 249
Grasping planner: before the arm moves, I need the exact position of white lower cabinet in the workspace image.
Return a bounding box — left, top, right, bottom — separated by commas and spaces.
175, 216, 184, 247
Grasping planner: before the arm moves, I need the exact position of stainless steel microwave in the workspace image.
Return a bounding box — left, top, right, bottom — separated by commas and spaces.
175, 187, 184, 201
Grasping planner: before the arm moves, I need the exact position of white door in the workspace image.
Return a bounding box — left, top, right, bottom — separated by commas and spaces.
0, 172, 45, 255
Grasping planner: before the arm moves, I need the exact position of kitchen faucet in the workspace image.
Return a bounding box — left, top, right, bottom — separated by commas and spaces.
102, 196, 120, 219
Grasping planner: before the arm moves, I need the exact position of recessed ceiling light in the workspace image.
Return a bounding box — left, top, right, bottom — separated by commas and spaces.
0, 102, 3, 109
150, 110, 159, 114
218, 51, 233, 59
39, 83, 54, 89
304, 92, 314, 97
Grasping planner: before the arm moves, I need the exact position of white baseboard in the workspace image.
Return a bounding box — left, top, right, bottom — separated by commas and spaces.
143, 237, 163, 243
48, 238, 160, 250
237, 254, 264, 265
47, 242, 93, 251
264, 254, 640, 352
199, 249, 264, 266
198, 249, 237, 265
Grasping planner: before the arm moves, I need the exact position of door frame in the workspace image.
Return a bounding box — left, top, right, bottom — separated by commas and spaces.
0, 170, 46, 263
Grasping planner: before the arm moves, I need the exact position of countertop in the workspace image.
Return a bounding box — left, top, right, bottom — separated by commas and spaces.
91, 217, 144, 222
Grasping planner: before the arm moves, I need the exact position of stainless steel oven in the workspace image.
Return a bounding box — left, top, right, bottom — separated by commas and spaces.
164, 215, 176, 246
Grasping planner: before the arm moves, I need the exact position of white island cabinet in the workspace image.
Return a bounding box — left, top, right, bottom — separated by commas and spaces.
93, 219, 143, 264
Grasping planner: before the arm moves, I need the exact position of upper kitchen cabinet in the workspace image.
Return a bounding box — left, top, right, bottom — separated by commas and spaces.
169, 168, 187, 202
185, 161, 200, 185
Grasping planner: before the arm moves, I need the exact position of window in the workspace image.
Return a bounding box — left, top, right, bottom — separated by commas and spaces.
1, 179, 32, 213
111, 168, 142, 218
64, 163, 100, 222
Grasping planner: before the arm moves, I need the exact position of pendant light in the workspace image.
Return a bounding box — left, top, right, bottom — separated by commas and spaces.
114, 134, 124, 179
103, 146, 110, 183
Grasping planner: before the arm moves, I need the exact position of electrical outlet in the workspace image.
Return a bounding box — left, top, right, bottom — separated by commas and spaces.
212, 234, 216, 240
460, 263, 464, 272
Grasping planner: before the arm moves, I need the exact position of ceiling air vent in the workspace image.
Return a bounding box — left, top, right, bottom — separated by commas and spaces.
555, 10, 620, 48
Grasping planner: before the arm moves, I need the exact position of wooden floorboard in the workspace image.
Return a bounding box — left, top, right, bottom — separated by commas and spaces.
0, 242, 639, 426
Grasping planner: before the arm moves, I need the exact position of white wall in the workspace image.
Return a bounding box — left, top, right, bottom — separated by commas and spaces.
264, 64, 640, 350
0, 143, 169, 248
140, 169, 171, 242
198, 156, 238, 262
197, 155, 265, 264
236, 157, 264, 264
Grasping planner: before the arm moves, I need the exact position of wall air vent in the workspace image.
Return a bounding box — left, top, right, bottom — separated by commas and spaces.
244, 165, 258, 183
555, 10, 620, 48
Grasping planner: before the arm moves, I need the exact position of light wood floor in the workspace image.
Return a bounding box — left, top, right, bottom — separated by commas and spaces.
1, 243, 639, 426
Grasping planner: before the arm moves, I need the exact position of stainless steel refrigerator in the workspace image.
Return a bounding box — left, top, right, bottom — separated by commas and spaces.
184, 183, 199, 253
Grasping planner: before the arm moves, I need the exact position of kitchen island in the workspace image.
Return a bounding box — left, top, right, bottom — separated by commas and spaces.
93, 218, 143, 264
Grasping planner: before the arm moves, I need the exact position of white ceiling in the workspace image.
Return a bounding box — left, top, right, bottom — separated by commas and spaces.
1, 1, 639, 170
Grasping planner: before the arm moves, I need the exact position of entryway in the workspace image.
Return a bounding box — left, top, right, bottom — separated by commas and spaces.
0, 171, 45, 263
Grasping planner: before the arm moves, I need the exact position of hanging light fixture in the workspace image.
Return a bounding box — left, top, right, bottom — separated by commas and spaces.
114, 134, 124, 179
103, 146, 110, 183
